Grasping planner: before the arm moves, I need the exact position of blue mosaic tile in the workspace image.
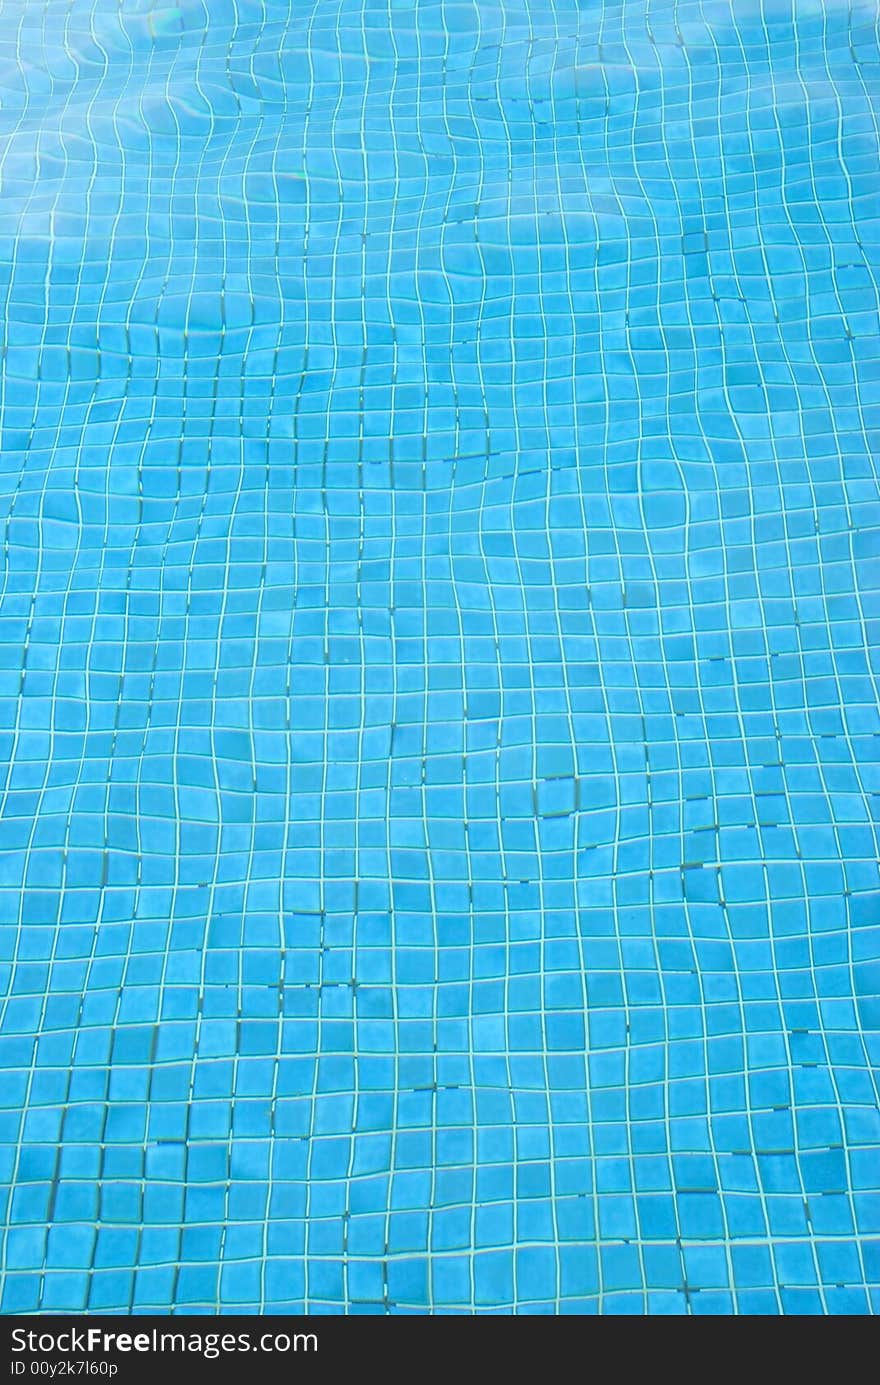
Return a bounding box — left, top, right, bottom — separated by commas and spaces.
0, 0, 879, 1315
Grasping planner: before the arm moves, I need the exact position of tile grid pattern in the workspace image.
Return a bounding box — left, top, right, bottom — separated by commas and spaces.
0, 0, 878, 1313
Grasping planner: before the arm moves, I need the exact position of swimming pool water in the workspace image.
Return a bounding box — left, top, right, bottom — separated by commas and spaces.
0, 0, 879, 1315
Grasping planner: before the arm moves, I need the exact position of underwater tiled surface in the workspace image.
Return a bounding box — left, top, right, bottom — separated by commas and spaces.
0, 0, 879, 1315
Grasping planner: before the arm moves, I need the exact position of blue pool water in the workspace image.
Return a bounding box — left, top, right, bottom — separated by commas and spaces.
0, 0, 879, 1316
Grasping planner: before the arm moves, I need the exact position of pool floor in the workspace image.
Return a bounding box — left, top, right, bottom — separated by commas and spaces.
0, 0, 879, 1314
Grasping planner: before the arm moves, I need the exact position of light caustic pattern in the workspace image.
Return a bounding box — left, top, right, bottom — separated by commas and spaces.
0, 0, 879, 1315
